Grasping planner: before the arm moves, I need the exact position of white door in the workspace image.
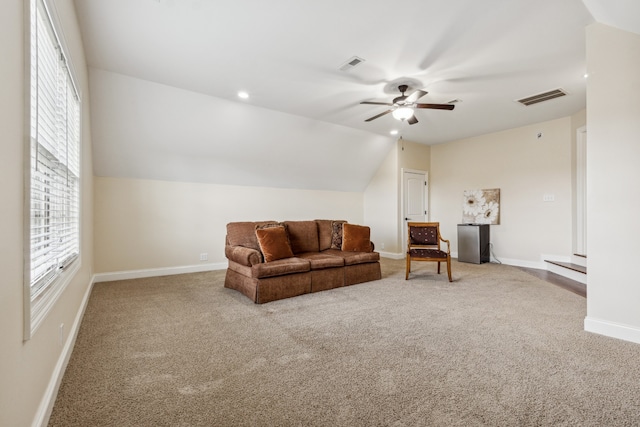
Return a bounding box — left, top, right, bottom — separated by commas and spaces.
403, 170, 428, 228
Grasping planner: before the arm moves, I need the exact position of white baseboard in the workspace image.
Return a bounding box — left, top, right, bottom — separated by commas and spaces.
503, 258, 546, 269
34, 275, 96, 427
584, 316, 640, 345
379, 251, 404, 260
451, 251, 545, 269
93, 262, 227, 283
540, 253, 571, 263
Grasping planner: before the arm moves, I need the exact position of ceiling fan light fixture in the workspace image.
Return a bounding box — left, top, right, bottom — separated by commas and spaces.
392, 107, 414, 121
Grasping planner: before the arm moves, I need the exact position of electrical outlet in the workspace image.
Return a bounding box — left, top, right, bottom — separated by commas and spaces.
543, 194, 555, 202
380, 243, 385, 250
59, 323, 64, 346
199, 253, 208, 261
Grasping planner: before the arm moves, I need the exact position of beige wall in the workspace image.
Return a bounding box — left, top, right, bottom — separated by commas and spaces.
364, 139, 431, 255
0, 1, 94, 426
94, 177, 364, 273
430, 116, 578, 266
585, 23, 640, 342
364, 142, 399, 254
398, 139, 431, 250
398, 139, 431, 172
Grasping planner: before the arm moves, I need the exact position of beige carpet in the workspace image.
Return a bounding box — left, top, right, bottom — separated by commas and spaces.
49, 259, 640, 426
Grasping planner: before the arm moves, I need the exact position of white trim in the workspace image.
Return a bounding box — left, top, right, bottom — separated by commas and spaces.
486, 256, 543, 269
400, 168, 428, 256
379, 251, 404, 260
576, 126, 587, 255
32, 274, 95, 427
450, 252, 545, 269
584, 316, 640, 345
24, 0, 83, 340
451, 252, 588, 283
93, 262, 228, 283
546, 262, 587, 285
571, 254, 587, 267
541, 253, 587, 284
540, 253, 571, 263
29, 260, 81, 338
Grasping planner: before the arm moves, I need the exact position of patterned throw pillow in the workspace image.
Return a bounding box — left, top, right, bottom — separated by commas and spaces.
330, 220, 347, 249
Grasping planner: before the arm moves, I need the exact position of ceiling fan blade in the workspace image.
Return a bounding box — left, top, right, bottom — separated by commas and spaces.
360, 101, 394, 106
407, 115, 419, 125
405, 90, 428, 103
365, 110, 393, 122
414, 103, 455, 110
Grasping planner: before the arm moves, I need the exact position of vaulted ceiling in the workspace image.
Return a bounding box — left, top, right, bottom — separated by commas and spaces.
73, 0, 638, 191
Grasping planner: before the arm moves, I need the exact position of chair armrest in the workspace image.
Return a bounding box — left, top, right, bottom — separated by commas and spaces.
439, 238, 451, 254
225, 245, 262, 267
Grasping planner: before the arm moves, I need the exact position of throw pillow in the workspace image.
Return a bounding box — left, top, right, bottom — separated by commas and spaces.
330, 220, 347, 249
341, 223, 372, 252
255, 226, 294, 262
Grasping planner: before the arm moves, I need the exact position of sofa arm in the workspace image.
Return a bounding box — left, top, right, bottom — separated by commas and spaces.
225, 245, 262, 267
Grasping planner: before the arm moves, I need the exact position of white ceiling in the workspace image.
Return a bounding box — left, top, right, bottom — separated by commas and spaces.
72, 0, 637, 191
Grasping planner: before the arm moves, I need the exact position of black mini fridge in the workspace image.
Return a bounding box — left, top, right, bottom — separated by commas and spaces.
457, 224, 490, 264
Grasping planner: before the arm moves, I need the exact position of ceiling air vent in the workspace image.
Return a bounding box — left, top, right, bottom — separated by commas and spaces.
517, 88, 567, 106
339, 56, 365, 71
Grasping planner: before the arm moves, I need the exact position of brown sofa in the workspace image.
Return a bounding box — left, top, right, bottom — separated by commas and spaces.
224, 220, 382, 303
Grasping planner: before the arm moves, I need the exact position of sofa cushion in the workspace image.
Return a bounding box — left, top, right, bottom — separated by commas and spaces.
256, 226, 294, 262
284, 221, 320, 254
322, 249, 380, 266
227, 221, 277, 251
341, 251, 379, 265
342, 223, 372, 252
251, 257, 310, 279
297, 252, 345, 270
330, 220, 347, 249
315, 219, 335, 251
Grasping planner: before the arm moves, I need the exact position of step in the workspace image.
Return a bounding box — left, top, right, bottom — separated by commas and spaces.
545, 259, 587, 285
518, 267, 586, 298
572, 253, 587, 267
546, 260, 586, 274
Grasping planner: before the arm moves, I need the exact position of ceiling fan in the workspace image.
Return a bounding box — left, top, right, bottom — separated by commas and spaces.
361, 84, 454, 125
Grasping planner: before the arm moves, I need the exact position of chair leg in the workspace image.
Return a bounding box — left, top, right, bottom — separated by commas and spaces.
447, 258, 452, 282
405, 256, 410, 280
437, 261, 441, 274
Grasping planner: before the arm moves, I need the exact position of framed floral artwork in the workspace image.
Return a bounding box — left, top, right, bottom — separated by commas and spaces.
462, 188, 500, 225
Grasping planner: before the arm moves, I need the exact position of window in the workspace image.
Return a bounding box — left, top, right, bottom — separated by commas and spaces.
25, 0, 81, 339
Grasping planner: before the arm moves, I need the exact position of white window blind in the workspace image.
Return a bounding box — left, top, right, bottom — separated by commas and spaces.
26, 0, 81, 338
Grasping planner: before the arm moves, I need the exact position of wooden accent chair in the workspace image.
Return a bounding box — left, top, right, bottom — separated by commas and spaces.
405, 222, 452, 282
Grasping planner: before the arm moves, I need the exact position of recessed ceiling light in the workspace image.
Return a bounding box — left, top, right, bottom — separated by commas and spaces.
583, 73, 589, 79
238, 91, 249, 99
390, 130, 398, 135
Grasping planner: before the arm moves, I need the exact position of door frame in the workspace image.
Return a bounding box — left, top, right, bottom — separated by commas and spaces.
576, 126, 587, 255
401, 168, 429, 251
